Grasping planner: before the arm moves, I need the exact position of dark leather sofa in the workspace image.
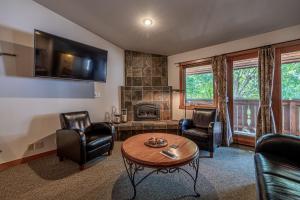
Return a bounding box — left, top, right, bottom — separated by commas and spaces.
255, 134, 300, 200
56, 111, 115, 169
180, 108, 222, 158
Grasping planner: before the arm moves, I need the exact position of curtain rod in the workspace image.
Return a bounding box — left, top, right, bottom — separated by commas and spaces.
175, 38, 300, 65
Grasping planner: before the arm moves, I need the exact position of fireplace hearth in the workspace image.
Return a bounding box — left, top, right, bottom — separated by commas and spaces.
134, 103, 160, 121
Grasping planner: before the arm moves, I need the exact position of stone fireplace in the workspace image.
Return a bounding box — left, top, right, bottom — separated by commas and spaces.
120, 50, 172, 121
117, 51, 178, 140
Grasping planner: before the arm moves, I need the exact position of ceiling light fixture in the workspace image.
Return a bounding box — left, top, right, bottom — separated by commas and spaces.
143, 18, 153, 27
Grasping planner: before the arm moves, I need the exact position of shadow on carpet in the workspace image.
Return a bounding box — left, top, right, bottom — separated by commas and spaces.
112, 169, 218, 200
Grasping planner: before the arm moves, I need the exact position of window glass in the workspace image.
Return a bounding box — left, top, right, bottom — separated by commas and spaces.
233, 57, 259, 135
281, 51, 300, 135
184, 65, 214, 106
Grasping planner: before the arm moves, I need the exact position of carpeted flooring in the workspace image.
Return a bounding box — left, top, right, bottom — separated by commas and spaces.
0, 142, 256, 200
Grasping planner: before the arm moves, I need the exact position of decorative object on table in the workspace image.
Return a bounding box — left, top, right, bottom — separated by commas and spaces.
160, 148, 177, 159
144, 137, 168, 148
104, 112, 111, 122
113, 113, 121, 124
111, 106, 117, 122
121, 108, 127, 123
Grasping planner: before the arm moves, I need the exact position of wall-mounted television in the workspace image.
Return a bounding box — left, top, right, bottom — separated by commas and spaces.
34, 30, 107, 82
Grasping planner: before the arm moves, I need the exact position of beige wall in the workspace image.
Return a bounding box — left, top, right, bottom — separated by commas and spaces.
168, 24, 300, 120
0, 0, 124, 164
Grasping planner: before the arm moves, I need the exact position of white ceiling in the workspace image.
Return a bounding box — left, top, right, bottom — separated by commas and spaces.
34, 0, 300, 55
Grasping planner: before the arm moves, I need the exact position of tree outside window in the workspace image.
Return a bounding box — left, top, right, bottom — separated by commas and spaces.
184, 65, 214, 106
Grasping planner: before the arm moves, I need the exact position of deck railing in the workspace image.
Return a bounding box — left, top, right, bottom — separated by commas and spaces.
233, 99, 259, 135
282, 100, 300, 136
234, 99, 300, 136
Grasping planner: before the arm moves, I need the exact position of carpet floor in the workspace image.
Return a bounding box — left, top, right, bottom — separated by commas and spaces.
0, 142, 256, 200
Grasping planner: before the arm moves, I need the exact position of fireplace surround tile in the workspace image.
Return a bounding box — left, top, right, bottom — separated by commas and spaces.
143, 90, 152, 101
142, 76, 152, 86
143, 66, 152, 77
132, 67, 142, 77
121, 50, 171, 120
153, 90, 162, 101
132, 77, 142, 86
126, 77, 132, 86
152, 77, 162, 86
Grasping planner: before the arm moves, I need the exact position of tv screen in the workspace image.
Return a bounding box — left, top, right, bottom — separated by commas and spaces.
34, 30, 107, 82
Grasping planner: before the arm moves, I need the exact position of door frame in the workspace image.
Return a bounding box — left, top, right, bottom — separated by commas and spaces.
227, 51, 258, 147
273, 42, 300, 133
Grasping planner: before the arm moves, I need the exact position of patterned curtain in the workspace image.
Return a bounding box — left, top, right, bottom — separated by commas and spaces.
212, 55, 233, 146
256, 46, 276, 140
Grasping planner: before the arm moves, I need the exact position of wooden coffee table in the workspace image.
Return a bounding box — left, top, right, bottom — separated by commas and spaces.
121, 133, 200, 199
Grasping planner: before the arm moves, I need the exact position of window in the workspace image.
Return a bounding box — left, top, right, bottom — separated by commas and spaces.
179, 61, 215, 108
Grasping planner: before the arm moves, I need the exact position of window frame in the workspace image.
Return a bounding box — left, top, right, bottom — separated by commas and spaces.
176, 39, 300, 146
179, 59, 216, 110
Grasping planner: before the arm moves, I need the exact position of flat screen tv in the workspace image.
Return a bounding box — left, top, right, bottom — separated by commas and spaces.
34, 30, 107, 82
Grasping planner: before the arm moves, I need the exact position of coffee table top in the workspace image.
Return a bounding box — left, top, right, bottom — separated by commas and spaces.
121, 133, 199, 168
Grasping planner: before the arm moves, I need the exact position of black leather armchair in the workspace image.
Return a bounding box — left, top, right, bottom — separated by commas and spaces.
254, 134, 300, 200
179, 108, 222, 158
56, 111, 115, 169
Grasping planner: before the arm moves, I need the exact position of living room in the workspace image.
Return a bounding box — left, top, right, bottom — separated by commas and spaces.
0, 0, 300, 200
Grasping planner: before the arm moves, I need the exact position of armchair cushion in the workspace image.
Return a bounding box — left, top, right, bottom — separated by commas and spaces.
192, 108, 217, 129
86, 135, 112, 151
60, 111, 91, 132
85, 122, 114, 136
183, 128, 209, 139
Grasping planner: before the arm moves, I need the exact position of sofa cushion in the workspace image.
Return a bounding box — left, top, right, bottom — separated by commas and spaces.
255, 153, 300, 200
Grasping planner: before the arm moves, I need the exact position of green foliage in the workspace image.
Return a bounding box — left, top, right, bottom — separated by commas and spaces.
281, 62, 300, 100
185, 72, 213, 100
185, 62, 300, 102
233, 67, 259, 100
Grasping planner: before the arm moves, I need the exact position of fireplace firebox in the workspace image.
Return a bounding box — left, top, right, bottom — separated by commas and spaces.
134, 103, 160, 121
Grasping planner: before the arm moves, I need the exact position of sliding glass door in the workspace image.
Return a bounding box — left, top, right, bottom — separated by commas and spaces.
232, 58, 259, 136
275, 45, 300, 136
228, 52, 258, 145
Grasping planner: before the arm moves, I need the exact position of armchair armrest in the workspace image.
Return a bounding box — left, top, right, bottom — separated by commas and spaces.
56, 129, 86, 164
88, 122, 115, 150
255, 134, 300, 160
208, 122, 222, 134
208, 122, 222, 147
181, 119, 194, 131
90, 122, 115, 137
